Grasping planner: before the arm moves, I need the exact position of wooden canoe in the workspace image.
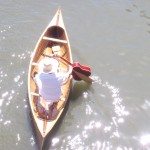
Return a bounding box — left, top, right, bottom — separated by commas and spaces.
28, 9, 72, 150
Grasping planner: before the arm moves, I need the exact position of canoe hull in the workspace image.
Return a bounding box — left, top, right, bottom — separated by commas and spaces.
28, 9, 72, 150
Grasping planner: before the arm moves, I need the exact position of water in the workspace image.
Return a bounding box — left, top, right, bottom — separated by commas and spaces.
0, 0, 150, 149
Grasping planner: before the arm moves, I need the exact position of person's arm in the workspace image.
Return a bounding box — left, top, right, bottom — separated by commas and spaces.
67, 65, 73, 75
57, 66, 72, 83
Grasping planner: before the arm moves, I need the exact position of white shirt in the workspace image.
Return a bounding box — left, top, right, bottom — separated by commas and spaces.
34, 72, 70, 102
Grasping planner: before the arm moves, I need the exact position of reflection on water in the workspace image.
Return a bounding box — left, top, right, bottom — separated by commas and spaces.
0, 40, 35, 149
16, 133, 21, 145
0, 26, 11, 42
51, 137, 60, 147
140, 134, 150, 146
49, 75, 131, 150
30, 136, 35, 146
48, 75, 150, 150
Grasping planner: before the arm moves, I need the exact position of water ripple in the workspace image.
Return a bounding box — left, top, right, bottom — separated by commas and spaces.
140, 134, 150, 146
51, 75, 131, 150
15, 133, 21, 145
29, 136, 35, 146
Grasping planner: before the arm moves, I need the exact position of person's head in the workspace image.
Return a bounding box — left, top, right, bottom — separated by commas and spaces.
39, 58, 53, 73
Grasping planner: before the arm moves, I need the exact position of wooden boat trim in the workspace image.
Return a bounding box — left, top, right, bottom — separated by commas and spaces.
43, 36, 67, 43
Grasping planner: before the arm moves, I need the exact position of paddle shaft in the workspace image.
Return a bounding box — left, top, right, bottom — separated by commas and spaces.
43, 54, 93, 83
44, 54, 72, 65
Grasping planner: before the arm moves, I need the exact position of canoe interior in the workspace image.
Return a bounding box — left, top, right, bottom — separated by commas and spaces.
46, 26, 65, 39
29, 25, 72, 121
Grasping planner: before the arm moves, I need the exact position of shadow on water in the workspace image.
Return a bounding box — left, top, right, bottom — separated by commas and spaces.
70, 81, 93, 100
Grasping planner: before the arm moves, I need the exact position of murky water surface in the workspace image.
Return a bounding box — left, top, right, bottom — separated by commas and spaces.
0, 0, 150, 149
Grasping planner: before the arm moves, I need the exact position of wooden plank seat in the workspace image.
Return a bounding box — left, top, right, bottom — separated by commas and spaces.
43, 36, 67, 44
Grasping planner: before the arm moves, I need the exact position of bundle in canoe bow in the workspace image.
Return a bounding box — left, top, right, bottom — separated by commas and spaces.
43, 53, 93, 83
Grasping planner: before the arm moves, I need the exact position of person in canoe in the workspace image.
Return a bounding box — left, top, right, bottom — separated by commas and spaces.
34, 57, 72, 119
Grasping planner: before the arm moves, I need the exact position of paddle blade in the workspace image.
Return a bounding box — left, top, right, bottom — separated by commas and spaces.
73, 70, 93, 83
72, 62, 91, 81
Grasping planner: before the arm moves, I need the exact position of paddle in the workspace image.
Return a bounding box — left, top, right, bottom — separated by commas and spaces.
43, 54, 93, 83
